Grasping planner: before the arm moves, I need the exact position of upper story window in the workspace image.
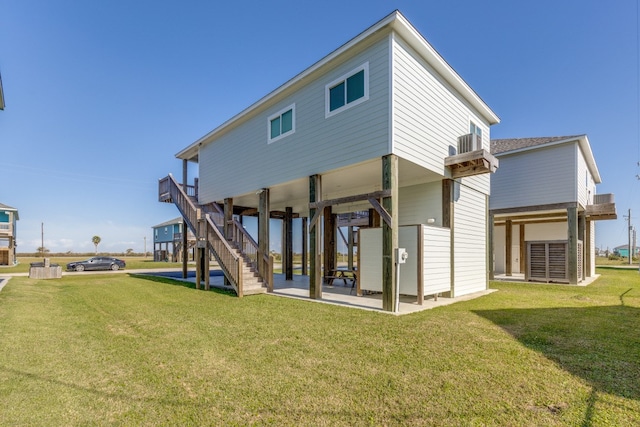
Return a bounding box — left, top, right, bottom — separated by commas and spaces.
268, 104, 295, 143
470, 122, 482, 137
325, 62, 369, 118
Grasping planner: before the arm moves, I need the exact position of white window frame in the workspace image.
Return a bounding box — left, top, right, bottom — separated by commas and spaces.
267, 103, 296, 143
325, 62, 369, 118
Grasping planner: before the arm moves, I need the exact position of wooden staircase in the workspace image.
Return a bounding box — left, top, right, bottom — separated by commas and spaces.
159, 174, 271, 296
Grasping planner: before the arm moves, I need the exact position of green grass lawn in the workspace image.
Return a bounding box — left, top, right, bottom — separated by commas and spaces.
0, 269, 638, 425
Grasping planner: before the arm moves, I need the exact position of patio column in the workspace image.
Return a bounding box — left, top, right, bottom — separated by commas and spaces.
302, 218, 308, 276
285, 207, 293, 280
567, 206, 579, 284
505, 219, 512, 276
224, 198, 233, 287
519, 224, 526, 274
347, 226, 354, 270
442, 179, 455, 297
488, 211, 494, 280
382, 154, 398, 312
258, 188, 270, 280
585, 220, 592, 277
323, 206, 336, 280
578, 212, 586, 280
309, 175, 322, 299
182, 159, 189, 279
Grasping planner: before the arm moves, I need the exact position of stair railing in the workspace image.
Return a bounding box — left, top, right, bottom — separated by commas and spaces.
162, 174, 242, 295
201, 201, 272, 291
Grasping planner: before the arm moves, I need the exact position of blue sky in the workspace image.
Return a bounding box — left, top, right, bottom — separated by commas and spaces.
1, 0, 639, 253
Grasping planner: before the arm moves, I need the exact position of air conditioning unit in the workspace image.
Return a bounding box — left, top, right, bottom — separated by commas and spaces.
457, 133, 482, 154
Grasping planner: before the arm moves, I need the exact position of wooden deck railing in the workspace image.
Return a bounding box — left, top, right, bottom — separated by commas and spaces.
200, 201, 272, 290
0, 223, 13, 237
593, 193, 614, 205
160, 174, 242, 294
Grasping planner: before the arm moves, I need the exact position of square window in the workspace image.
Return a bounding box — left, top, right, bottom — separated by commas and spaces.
325, 62, 369, 118
267, 104, 296, 143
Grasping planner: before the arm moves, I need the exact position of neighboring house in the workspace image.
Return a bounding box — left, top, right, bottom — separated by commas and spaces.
490, 135, 616, 284
0, 203, 19, 265
159, 10, 500, 310
613, 245, 639, 258
152, 218, 195, 262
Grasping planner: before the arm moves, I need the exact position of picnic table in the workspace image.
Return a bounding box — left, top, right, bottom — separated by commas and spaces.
324, 268, 357, 287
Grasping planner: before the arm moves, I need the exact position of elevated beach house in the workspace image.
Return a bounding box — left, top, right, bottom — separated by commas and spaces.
490, 135, 616, 284
152, 217, 196, 262
159, 10, 500, 311
0, 203, 18, 265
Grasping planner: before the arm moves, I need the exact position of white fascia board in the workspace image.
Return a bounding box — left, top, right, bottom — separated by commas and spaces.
176, 10, 500, 160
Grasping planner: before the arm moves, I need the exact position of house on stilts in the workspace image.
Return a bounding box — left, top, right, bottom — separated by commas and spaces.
489, 135, 616, 284
159, 10, 500, 311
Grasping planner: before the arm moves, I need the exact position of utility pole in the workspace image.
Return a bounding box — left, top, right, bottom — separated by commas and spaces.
628, 209, 633, 265
144, 236, 147, 258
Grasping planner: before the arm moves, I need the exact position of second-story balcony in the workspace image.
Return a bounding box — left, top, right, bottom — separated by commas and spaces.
585, 193, 617, 220
0, 223, 13, 238
444, 134, 499, 178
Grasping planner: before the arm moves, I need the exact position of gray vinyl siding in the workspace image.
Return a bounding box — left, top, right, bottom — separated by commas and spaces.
198, 36, 391, 204
423, 225, 451, 295
452, 183, 487, 296
577, 146, 596, 207
490, 143, 577, 210
391, 35, 491, 195
398, 181, 442, 226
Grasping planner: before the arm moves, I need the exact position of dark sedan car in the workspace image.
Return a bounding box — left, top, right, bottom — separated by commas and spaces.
66, 257, 126, 272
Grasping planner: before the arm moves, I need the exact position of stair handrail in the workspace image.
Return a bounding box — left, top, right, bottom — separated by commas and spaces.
164, 174, 242, 294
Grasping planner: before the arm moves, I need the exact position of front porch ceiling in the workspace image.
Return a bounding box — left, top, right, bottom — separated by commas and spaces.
219, 158, 442, 217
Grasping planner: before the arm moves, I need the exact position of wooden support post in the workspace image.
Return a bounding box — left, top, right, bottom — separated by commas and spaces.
442, 179, 453, 229
302, 218, 308, 276
488, 211, 494, 280
585, 220, 592, 277
505, 219, 512, 276
285, 207, 293, 280
258, 189, 270, 279
195, 209, 204, 289
578, 212, 586, 280
382, 154, 398, 312
309, 175, 322, 299
519, 224, 526, 274
369, 208, 380, 227
567, 206, 579, 284
182, 159, 188, 194
323, 206, 336, 280
442, 179, 455, 297
182, 220, 188, 278
347, 226, 354, 270
224, 198, 233, 287
204, 221, 210, 291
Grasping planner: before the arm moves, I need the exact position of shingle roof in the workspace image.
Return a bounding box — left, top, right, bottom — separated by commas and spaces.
152, 217, 183, 229
490, 135, 584, 155
0, 203, 17, 211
